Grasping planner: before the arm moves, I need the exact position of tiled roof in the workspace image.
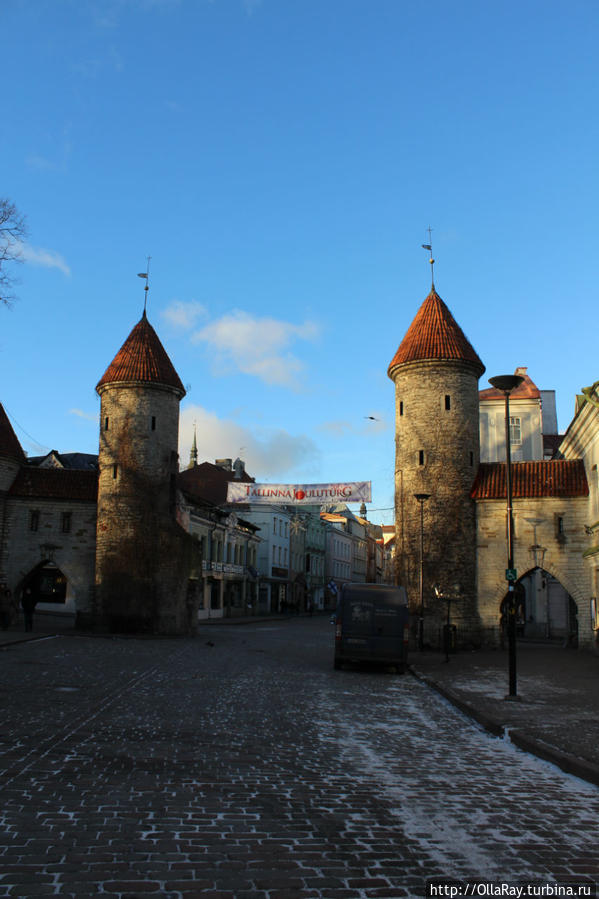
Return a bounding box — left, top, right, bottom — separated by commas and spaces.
9, 467, 98, 501
388, 288, 485, 377
178, 462, 255, 506
479, 366, 541, 401
0, 403, 26, 463
27, 451, 99, 471
470, 461, 588, 500
96, 312, 186, 396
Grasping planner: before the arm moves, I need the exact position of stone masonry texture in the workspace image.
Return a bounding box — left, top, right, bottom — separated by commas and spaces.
392, 361, 482, 646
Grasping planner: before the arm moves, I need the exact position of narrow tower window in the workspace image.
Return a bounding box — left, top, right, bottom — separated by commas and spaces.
104, 417, 109, 431
61, 512, 72, 534
399, 401, 404, 416
29, 510, 40, 532
419, 450, 425, 466
151, 416, 156, 431
445, 395, 451, 411
112, 464, 118, 480
470, 451, 474, 466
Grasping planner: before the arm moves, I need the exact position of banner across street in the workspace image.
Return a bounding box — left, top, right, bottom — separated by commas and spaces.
226, 481, 372, 505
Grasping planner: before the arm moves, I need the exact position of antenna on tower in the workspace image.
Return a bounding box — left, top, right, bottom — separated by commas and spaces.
421, 227, 435, 289
137, 256, 151, 314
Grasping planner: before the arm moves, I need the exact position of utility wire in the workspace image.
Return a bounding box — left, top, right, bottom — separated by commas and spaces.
3, 406, 50, 454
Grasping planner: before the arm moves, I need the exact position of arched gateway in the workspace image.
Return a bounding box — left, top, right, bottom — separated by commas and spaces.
507, 567, 578, 645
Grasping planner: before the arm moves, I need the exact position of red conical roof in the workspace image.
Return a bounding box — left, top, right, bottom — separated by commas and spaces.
388, 288, 485, 378
96, 312, 186, 396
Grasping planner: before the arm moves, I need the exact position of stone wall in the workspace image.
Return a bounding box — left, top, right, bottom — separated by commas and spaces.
0, 458, 21, 584
475, 496, 593, 647
3, 495, 96, 618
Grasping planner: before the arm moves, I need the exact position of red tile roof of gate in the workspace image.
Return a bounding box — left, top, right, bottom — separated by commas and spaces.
388, 289, 485, 377
9, 468, 98, 501
471, 460, 588, 499
96, 312, 185, 395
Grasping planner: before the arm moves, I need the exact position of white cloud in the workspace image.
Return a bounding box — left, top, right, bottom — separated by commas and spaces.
162, 300, 207, 330
192, 309, 320, 389
18, 242, 71, 276
69, 408, 99, 422
179, 405, 320, 478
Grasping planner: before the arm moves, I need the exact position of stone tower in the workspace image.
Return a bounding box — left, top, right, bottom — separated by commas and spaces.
0, 404, 26, 586
387, 287, 485, 647
94, 311, 189, 633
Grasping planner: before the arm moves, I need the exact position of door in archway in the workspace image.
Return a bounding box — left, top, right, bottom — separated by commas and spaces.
25, 562, 68, 605
516, 568, 576, 643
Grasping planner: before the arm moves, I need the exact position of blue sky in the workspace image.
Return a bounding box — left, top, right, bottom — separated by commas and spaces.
1, 0, 598, 524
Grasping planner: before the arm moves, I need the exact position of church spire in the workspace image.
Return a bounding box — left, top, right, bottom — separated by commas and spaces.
188, 424, 198, 469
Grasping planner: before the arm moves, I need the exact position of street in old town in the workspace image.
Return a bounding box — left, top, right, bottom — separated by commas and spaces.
1, 616, 598, 898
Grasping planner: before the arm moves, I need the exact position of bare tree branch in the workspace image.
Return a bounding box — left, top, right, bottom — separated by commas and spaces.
0, 198, 27, 306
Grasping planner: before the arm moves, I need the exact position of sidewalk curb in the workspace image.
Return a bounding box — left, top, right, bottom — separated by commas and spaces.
508, 730, 599, 788
409, 666, 504, 736
0, 633, 60, 648
0, 614, 301, 646
410, 665, 599, 789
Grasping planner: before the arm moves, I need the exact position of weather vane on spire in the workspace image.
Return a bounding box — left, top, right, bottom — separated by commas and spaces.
421, 227, 435, 289
137, 256, 151, 314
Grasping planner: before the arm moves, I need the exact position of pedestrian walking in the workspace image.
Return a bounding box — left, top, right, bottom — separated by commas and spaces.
21, 587, 36, 632
499, 598, 507, 650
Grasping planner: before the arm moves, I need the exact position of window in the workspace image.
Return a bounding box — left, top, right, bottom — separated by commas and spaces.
29, 510, 39, 532
419, 450, 425, 466
470, 451, 474, 467
445, 395, 451, 411
399, 401, 404, 416
273, 517, 277, 535
61, 512, 72, 534
509, 417, 522, 445
151, 416, 156, 431
112, 464, 118, 479
104, 416, 109, 431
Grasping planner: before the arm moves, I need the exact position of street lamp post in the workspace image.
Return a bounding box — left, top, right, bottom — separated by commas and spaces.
414, 493, 431, 652
489, 374, 524, 700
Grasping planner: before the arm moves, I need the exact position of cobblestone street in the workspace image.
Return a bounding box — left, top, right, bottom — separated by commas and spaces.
1, 618, 598, 898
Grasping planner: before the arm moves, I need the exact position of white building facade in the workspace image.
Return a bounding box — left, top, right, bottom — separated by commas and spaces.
479, 366, 557, 463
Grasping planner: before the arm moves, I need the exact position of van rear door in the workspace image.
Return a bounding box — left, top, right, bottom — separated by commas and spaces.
373, 602, 407, 660
342, 598, 375, 657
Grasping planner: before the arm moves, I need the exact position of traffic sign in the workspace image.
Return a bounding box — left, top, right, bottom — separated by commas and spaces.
505, 568, 517, 581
